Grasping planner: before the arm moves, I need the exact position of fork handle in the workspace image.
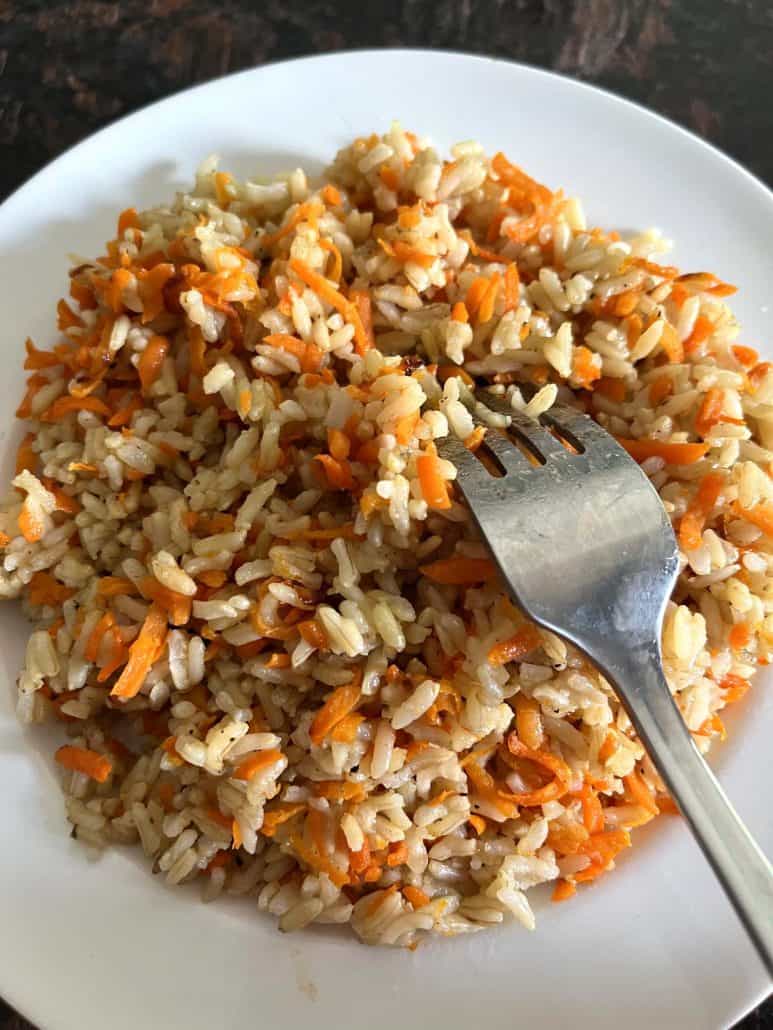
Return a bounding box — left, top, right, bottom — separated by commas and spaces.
601, 642, 773, 976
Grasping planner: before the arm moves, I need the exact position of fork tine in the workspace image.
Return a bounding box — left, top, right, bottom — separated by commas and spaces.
507, 409, 571, 463
542, 401, 620, 455
475, 389, 570, 463
438, 433, 497, 492
481, 428, 533, 474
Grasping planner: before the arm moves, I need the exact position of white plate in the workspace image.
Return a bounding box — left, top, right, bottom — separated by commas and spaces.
0, 50, 771, 1030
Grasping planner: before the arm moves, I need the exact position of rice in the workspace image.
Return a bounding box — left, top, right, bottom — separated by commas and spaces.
2, 123, 770, 947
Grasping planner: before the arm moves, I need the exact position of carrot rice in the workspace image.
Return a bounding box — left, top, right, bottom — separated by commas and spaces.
2, 124, 770, 946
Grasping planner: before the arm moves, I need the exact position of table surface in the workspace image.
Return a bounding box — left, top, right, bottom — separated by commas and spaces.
0, 1, 770, 1027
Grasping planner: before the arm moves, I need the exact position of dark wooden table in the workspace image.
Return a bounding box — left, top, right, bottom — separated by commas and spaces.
0, 1, 770, 1027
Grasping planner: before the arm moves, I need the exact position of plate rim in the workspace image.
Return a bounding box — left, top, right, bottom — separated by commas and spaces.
0, 47, 771, 1030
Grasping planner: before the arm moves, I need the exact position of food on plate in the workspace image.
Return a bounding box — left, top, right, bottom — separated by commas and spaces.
2, 125, 770, 946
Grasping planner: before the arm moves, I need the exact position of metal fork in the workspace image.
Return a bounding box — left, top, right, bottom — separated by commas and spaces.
440, 394, 773, 974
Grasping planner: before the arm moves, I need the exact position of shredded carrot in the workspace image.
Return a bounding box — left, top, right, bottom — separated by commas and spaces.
437, 365, 475, 386
44, 481, 80, 514
204, 805, 231, 829
403, 885, 430, 909
624, 770, 660, 816
321, 184, 342, 207
488, 624, 542, 666
732, 345, 759, 368
419, 556, 496, 585
719, 673, 750, 704
69, 279, 97, 310
573, 829, 631, 883
684, 314, 715, 354
648, 375, 674, 407
503, 263, 521, 313
298, 619, 327, 649
232, 748, 283, 781
84, 610, 116, 663
96, 625, 129, 683
736, 501, 773, 537
451, 301, 469, 323
378, 165, 400, 192
468, 814, 487, 836
416, 452, 452, 511
329, 711, 365, 743
387, 240, 436, 269
262, 333, 324, 374
285, 523, 359, 543
96, 576, 137, 598
0, 531, 9, 548
205, 850, 230, 872
232, 819, 243, 849
327, 427, 351, 462
314, 453, 355, 490
117, 207, 140, 236
55, 745, 112, 783
40, 395, 110, 422
614, 437, 709, 465
513, 693, 544, 749
264, 652, 291, 669
659, 322, 684, 363
464, 276, 491, 322
607, 290, 641, 318
729, 622, 753, 652
624, 313, 643, 351
386, 841, 409, 868
695, 387, 726, 436
548, 825, 593, 857
464, 425, 486, 452
631, 257, 679, 280
139, 577, 191, 627
289, 258, 370, 355
677, 272, 737, 297
24, 338, 62, 370
477, 273, 501, 325
261, 802, 306, 837
137, 335, 169, 393
678, 472, 723, 552
394, 411, 419, 446
27, 571, 73, 606
318, 238, 343, 282
261, 201, 323, 251
348, 839, 372, 875
463, 761, 519, 819
594, 376, 626, 403
136, 263, 174, 323
107, 392, 142, 428
56, 298, 84, 331
309, 672, 362, 746
572, 345, 601, 390
349, 289, 375, 356
290, 832, 348, 887
313, 780, 366, 802
503, 734, 572, 806
110, 603, 168, 700
577, 782, 604, 834
597, 730, 616, 764
551, 879, 577, 902
213, 171, 232, 206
